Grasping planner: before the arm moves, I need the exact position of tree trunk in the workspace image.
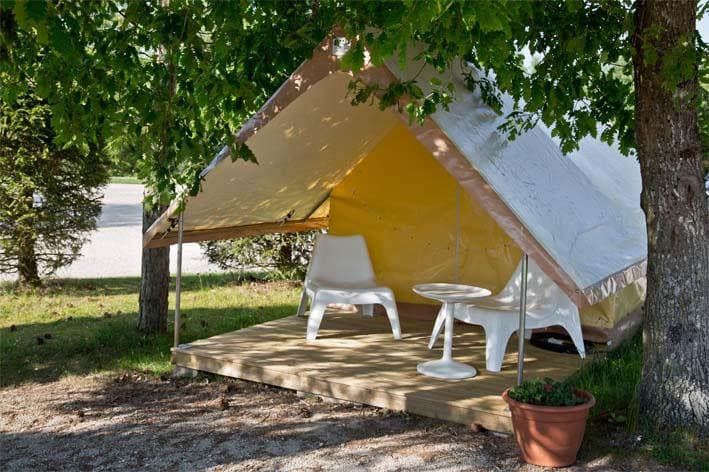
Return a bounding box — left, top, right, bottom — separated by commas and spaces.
16, 188, 40, 287
633, 0, 709, 435
17, 234, 40, 287
138, 204, 170, 333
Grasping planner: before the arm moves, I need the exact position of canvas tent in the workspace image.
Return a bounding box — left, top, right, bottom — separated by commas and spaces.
144, 34, 647, 344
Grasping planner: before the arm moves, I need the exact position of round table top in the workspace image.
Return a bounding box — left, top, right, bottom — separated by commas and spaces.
412, 283, 492, 303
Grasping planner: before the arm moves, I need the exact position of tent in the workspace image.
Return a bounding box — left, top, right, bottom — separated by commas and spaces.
144, 34, 647, 346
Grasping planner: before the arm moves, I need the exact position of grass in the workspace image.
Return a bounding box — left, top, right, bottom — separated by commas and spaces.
109, 175, 143, 185
570, 334, 709, 470
0, 273, 301, 386
570, 333, 643, 427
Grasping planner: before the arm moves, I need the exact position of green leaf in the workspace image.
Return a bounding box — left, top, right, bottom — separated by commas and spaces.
341, 42, 365, 72
645, 44, 659, 66
48, 18, 72, 56
566, 35, 585, 54
476, 4, 505, 33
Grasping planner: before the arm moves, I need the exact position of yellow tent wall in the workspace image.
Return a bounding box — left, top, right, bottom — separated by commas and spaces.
580, 279, 645, 328
329, 123, 521, 304
329, 122, 644, 330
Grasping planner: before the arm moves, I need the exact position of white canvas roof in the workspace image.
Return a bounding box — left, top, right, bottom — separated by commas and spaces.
145, 35, 647, 307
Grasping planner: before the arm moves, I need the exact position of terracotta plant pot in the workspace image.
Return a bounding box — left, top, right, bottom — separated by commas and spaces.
502, 388, 595, 468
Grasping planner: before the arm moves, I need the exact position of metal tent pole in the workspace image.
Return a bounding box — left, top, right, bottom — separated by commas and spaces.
516, 253, 529, 386
455, 186, 461, 283
173, 214, 184, 349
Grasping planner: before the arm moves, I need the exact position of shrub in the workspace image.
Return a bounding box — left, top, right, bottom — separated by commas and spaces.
201, 231, 318, 280
508, 378, 589, 407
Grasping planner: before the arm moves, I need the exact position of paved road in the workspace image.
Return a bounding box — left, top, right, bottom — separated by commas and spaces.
2, 184, 221, 280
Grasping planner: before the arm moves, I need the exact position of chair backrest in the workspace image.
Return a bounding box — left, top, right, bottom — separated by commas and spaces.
493, 257, 569, 307
306, 234, 376, 285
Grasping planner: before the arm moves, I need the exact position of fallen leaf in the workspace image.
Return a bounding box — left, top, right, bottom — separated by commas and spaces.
219, 396, 229, 410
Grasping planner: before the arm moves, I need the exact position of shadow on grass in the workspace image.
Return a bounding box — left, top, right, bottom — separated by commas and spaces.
1, 304, 298, 387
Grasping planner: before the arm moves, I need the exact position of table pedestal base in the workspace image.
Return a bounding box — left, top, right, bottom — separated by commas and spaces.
416, 359, 477, 379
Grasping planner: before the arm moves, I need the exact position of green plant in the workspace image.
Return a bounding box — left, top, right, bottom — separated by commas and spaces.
509, 378, 589, 407
201, 232, 318, 280
569, 333, 642, 430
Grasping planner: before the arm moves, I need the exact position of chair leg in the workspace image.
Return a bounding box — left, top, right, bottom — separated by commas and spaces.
296, 289, 309, 317
563, 320, 586, 359
427, 306, 446, 349
306, 295, 327, 341
361, 304, 374, 317
483, 326, 515, 372
381, 300, 401, 340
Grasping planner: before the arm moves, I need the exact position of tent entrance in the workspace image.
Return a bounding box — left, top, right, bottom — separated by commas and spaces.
329, 122, 521, 305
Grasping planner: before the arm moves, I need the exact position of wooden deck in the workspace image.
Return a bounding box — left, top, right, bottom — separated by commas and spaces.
172, 309, 584, 433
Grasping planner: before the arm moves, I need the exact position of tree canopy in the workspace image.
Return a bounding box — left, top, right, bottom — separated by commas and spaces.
2, 1, 705, 202
335, 1, 706, 156
1, 0, 333, 205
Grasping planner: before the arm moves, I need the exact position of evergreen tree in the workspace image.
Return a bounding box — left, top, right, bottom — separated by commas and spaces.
0, 94, 109, 285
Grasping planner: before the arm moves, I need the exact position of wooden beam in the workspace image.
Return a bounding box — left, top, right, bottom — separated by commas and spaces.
144, 217, 329, 248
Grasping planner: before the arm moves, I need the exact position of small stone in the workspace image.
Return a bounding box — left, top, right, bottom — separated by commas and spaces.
470, 423, 487, 434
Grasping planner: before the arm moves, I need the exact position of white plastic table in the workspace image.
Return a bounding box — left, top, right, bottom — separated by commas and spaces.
413, 283, 492, 379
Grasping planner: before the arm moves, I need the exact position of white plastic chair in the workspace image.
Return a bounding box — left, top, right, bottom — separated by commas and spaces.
428, 258, 585, 372
297, 234, 402, 341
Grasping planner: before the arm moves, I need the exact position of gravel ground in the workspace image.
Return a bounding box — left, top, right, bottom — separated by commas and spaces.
0, 374, 673, 472
1, 184, 220, 281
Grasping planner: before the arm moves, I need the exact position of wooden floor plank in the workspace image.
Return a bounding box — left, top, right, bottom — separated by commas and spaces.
173, 310, 585, 433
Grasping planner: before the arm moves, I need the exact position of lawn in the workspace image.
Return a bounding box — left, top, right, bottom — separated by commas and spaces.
0, 273, 301, 386
109, 176, 143, 185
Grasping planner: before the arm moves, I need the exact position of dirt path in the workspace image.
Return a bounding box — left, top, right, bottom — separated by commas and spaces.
0, 374, 670, 471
